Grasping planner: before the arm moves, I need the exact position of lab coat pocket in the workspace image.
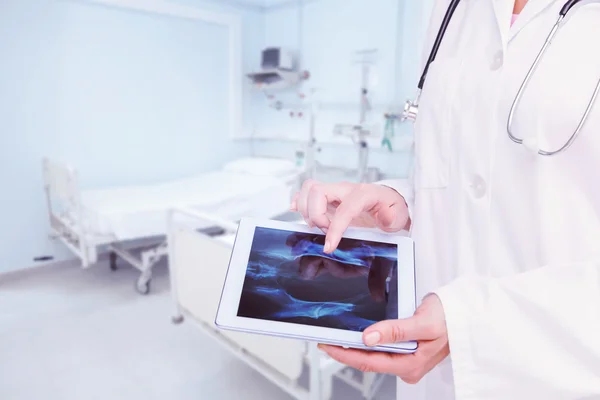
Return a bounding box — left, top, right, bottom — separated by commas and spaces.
413, 57, 458, 189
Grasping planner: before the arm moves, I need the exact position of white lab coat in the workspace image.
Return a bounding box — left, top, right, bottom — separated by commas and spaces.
385, 0, 600, 399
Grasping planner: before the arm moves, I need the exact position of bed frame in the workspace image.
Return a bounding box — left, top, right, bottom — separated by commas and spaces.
168, 206, 387, 400
43, 158, 193, 294
43, 157, 304, 295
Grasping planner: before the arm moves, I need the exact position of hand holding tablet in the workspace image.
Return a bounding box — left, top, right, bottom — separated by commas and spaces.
215, 218, 417, 354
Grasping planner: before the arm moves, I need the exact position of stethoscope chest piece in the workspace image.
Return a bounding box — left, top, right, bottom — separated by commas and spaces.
402, 98, 419, 123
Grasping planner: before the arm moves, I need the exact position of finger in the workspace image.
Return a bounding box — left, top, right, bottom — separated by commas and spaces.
308, 183, 353, 232
373, 187, 408, 232
297, 180, 318, 226
290, 192, 300, 211
326, 203, 339, 225
375, 204, 408, 232
363, 316, 435, 347
326, 191, 377, 253
306, 184, 331, 231
318, 344, 400, 375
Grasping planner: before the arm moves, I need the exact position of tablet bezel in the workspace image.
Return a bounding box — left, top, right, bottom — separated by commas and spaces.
215, 217, 417, 353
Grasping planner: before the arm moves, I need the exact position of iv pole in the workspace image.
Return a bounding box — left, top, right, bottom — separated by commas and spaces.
333, 49, 377, 183
358, 58, 372, 183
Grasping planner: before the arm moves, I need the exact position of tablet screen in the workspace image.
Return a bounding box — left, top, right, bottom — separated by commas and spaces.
236, 227, 398, 332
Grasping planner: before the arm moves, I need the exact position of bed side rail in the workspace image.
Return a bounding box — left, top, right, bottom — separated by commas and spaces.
167, 206, 237, 323
168, 206, 239, 234
167, 207, 308, 383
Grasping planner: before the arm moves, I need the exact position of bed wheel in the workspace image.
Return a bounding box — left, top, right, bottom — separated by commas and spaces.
109, 252, 118, 271
135, 279, 151, 295
171, 315, 184, 325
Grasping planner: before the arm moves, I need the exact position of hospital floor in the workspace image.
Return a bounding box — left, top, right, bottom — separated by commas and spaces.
0, 257, 396, 400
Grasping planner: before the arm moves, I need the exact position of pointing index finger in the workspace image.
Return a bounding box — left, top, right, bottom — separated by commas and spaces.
306, 184, 331, 231
324, 190, 375, 253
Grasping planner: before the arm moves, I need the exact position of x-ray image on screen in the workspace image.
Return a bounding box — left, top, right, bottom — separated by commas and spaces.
237, 227, 399, 332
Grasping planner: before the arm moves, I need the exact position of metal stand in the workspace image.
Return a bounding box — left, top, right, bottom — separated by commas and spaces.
332, 49, 378, 183
109, 251, 118, 271
108, 241, 168, 295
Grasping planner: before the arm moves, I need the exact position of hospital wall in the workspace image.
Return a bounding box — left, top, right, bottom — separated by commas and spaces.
0, 0, 263, 273
250, 0, 435, 179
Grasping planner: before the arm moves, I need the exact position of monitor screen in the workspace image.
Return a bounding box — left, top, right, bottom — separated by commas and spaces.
237, 227, 398, 332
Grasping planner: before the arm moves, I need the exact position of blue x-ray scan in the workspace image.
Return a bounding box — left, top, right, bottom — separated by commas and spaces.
237, 227, 399, 332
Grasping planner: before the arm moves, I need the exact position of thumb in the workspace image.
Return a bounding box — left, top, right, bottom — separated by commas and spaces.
363, 316, 434, 347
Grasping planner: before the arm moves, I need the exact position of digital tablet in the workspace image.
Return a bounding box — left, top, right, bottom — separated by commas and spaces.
215, 218, 417, 354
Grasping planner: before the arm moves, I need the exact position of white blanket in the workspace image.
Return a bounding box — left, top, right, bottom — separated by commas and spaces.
78, 171, 294, 241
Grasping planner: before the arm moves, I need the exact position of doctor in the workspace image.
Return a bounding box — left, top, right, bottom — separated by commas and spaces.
291, 0, 600, 398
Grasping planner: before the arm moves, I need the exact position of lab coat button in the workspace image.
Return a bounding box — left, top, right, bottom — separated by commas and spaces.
491, 51, 504, 70
470, 175, 487, 198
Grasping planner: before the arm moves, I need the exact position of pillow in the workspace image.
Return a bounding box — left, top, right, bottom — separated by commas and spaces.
223, 157, 298, 177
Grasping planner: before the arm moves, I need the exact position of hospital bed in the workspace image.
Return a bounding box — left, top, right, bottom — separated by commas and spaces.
168, 207, 387, 400
43, 157, 302, 294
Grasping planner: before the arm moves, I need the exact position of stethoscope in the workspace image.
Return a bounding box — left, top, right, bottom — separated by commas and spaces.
401, 0, 600, 156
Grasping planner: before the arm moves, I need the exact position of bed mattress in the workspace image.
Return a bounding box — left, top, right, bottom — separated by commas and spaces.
78, 171, 295, 241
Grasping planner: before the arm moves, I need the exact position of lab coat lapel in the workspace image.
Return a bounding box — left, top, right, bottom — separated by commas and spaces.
490, 0, 515, 49
508, 0, 561, 41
